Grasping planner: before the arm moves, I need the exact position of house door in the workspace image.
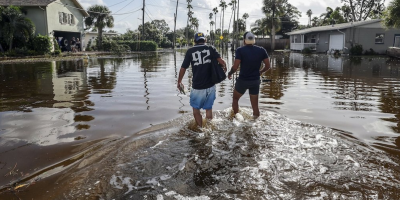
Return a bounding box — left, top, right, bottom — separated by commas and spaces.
329, 34, 344, 50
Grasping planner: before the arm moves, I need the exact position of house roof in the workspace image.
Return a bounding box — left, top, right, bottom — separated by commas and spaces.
0, 0, 89, 17
286, 19, 382, 35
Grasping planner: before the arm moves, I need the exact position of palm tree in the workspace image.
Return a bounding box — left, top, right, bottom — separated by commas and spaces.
209, 13, 213, 42
1, 6, 35, 51
306, 9, 312, 27
219, 1, 227, 35
242, 13, 249, 30
210, 21, 215, 44
320, 7, 333, 25
191, 17, 199, 32
85, 5, 114, 50
262, 0, 286, 50
186, 0, 193, 44
213, 7, 218, 36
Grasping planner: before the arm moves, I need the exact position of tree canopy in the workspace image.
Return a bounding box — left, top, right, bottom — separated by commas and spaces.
85, 5, 114, 50
383, 0, 400, 28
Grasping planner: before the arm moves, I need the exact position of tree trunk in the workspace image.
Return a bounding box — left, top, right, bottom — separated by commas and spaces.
9, 35, 14, 51
98, 28, 103, 51
271, 3, 276, 51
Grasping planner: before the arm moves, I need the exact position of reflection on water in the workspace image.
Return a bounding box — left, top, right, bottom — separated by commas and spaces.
1, 52, 400, 198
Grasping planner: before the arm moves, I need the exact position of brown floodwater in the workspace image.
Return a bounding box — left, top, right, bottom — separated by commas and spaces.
1, 51, 400, 199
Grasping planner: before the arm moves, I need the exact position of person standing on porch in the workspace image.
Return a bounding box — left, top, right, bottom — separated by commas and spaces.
228, 32, 271, 118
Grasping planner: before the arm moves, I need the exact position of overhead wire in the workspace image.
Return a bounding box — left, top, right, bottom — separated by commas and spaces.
54, 1, 141, 16
108, 0, 130, 7
113, 0, 136, 14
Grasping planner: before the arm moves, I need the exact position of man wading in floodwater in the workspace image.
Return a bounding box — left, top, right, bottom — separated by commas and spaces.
178, 32, 227, 127
228, 32, 271, 118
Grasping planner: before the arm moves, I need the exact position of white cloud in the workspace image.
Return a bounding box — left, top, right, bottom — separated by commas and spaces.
112, 21, 135, 33
90, 0, 385, 34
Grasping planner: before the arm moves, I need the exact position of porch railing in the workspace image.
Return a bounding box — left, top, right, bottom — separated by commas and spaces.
290, 43, 317, 51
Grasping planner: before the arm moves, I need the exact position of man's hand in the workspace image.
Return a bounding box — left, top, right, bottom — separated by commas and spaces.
228, 74, 232, 80
177, 82, 182, 90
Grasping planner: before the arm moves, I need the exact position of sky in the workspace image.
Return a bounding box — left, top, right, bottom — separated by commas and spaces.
78, 0, 391, 34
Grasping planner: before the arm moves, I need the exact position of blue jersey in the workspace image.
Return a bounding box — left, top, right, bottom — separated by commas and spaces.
182, 45, 221, 89
235, 45, 269, 81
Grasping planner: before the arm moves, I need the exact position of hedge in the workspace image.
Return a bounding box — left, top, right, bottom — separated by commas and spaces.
117, 41, 157, 51
32, 34, 52, 55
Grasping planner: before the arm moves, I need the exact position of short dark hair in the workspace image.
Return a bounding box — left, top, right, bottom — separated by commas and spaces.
195, 39, 205, 44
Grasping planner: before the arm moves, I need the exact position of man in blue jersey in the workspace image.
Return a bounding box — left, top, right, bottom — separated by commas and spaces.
178, 32, 227, 127
228, 32, 271, 118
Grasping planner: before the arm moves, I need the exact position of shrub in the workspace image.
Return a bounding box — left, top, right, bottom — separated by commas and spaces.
160, 38, 172, 48
86, 39, 93, 51
5, 50, 16, 57
302, 47, 312, 54
27, 50, 36, 56
117, 40, 157, 51
364, 48, 377, 55
32, 34, 52, 55
350, 44, 363, 55
53, 38, 61, 54
15, 47, 29, 56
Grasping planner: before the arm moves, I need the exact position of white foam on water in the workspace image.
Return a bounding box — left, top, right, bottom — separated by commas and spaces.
164, 191, 210, 200
109, 175, 135, 194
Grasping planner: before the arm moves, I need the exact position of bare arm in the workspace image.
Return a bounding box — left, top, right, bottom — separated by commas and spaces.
177, 67, 186, 89
228, 59, 241, 80
217, 57, 227, 72
260, 58, 271, 76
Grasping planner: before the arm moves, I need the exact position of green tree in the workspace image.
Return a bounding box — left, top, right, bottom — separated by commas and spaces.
383, 0, 400, 28
311, 16, 319, 27
306, 9, 312, 27
242, 13, 249, 30
213, 7, 218, 37
138, 22, 163, 43
341, 0, 385, 21
262, 0, 287, 50
85, 5, 114, 50
0, 6, 35, 51
219, 0, 228, 48
151, 19, 170, 36
320, 7, 334, 25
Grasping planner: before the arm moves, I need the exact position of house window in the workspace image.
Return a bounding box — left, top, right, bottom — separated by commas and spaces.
59, 12, 63, 24
375, 33, 384, 44
70, 14, 75, 25
311, 35, 317, 43
63, 13, 68, 24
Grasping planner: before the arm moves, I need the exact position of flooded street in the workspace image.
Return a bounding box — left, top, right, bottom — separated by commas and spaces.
1, 51, 400, 199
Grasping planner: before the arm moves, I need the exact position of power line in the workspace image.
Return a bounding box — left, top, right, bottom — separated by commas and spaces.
54, 2, 142, 16
114, 0, 136, 14
115, 8, 143, 22
145, 10, 154, 21
109, 0, 130, 7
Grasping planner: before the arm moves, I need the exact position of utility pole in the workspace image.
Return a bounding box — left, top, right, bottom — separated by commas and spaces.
142, 0, 145, 41
173, 0, 179, 49
236, 0, 239, 48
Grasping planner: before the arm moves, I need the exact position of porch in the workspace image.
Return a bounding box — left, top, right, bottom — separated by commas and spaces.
289, 34, 317, 51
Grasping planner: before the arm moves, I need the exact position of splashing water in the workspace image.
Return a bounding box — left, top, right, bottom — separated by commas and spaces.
60, 108, 400, 199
